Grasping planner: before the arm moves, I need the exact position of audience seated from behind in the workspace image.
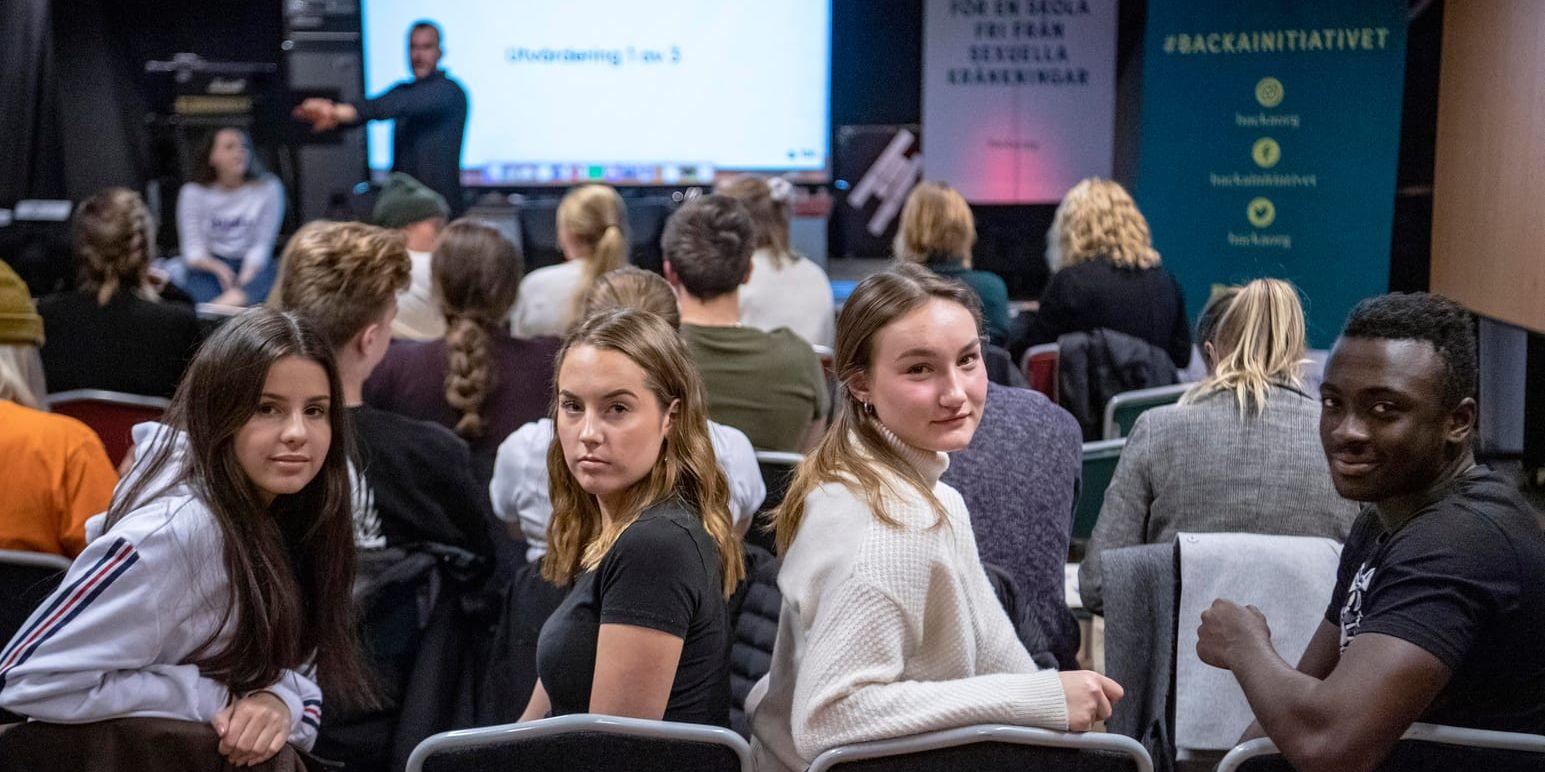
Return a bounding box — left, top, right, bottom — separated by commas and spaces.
1022, 177, 1191, 369
941, 379, 1083, 666
365, 219, 560, 481
519, 308, 744, 726
718, 176, 834, 348
0, 293, 116, 557
509, 184, 629, 338
492, 266, 765, 563
1079, 279, 1357, 613
0, 308, 378, 767
269, 220, 493, 556
665, 194, 829, 453
746, 264, 1121, 771
174, 127, 284, 306
371, 172, 450, 341
1196, 293, 1545, 771
37, 188, 202, 399
893, 181, 1012, 346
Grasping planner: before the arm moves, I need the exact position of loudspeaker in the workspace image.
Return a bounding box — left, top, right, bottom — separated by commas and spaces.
283, 1, 367, 222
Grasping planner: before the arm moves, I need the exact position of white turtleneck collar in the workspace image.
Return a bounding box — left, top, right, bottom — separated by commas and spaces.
868, 420, 951, 486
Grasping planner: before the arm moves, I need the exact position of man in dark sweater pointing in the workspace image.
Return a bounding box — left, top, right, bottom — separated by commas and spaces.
295, 21, 468, 214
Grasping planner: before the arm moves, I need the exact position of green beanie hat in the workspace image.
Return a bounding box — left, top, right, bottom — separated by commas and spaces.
372, 172, 450, 229
0, 260, 44, 346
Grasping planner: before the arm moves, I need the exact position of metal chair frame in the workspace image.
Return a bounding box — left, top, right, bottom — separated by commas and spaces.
1101, 383, 1191, 440
807, 723, 1154, 772
405, 713, 754, 772
1216, 722, 1545, 771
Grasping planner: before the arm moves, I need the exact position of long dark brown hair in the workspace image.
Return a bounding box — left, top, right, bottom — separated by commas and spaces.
107, 308, 377, 708
432, 218, 524, 438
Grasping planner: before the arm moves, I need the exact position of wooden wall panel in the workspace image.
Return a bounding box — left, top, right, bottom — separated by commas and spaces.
1430, 1, 1545, 333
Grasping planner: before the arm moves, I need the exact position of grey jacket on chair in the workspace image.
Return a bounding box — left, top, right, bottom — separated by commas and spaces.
1102, 542, 1179, 772
1078, 384, 1357, 614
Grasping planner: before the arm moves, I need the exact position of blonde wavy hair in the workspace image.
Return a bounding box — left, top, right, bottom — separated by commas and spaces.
1046, 178, 1160, 271
270, 220, 411, 351
542, 308, 744, 596
893, 182, 976, 267
75, 188, 157, 306
557, 185, 630, 329
773, 263, 982, 554
432, 219, 524, 439
1180, 278, 1308, 418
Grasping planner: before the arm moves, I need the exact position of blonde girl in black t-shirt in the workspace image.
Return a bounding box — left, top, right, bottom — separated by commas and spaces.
519, 308, 744, 726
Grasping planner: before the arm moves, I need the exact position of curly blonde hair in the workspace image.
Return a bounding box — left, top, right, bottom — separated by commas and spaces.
75, 188, 156, 306
269, 220, 411, 351
1046, 178, 1160, 271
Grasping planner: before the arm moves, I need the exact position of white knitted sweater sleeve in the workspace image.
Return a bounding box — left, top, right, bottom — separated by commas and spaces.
789, 576, 1068, 760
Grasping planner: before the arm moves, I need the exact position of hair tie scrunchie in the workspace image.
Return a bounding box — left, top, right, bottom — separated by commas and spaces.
767, 177, 794, 203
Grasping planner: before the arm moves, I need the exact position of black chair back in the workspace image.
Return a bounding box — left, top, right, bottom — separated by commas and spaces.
816, 742, 1144, 772
421, 729, 742, 772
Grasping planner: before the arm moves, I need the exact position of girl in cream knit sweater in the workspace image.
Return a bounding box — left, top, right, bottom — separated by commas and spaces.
746, 265, 1122, 770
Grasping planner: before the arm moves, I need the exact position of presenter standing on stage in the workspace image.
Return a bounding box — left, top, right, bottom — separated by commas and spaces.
293, 21, 468, 214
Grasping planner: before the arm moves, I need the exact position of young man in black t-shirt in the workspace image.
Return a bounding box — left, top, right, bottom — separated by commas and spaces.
1195, 293, 1545, 771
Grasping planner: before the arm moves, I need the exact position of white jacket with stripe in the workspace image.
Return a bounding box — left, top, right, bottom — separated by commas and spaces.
0, 423, 322, 749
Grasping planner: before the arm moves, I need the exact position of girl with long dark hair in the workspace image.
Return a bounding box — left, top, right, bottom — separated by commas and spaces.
0, 308, 376, 766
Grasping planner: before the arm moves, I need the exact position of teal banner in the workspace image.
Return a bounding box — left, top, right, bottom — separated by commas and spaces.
1136, 1, 1407, 348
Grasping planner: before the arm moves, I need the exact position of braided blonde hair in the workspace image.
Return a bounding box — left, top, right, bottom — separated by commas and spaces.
1046, 178, 1160, 271
432, 220, 524, 438
75, 188, 156, 306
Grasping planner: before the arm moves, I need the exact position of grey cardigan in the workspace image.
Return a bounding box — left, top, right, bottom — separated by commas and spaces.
1078, 384, 1358, 613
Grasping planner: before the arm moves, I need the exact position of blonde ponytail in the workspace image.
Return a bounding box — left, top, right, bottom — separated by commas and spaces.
1181, 278, 1308, 418
557, 185, 630, 328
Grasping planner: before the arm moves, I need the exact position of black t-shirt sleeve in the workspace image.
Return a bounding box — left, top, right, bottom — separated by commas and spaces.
596, 517, 707, 638
1326, 507, 1380, 625
1352, 514, 1520, 670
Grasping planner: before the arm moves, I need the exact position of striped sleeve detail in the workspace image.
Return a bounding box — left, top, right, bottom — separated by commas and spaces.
0, 539, 140, 678
301, 698, 322, 729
